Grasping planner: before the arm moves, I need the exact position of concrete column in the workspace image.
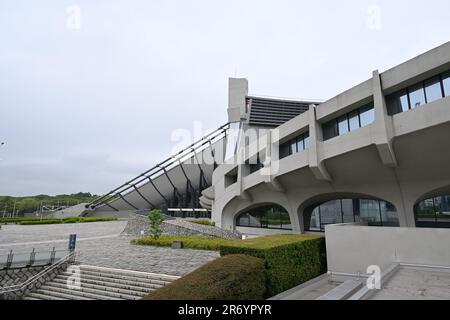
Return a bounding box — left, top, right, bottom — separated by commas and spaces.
228, 78, 248, 123
372, 70, 397, 167
308, 105, 332, 181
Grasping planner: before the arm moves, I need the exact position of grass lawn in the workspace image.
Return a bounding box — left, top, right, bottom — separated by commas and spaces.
132, 234, 321, 251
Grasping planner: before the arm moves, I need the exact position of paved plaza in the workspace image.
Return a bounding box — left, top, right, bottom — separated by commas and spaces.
0, 221, 219, 276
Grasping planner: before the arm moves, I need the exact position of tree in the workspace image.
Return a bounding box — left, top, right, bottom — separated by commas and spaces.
148, 209, 165, 239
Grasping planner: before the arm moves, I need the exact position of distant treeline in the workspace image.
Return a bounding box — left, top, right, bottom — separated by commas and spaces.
0, 192, 98, 215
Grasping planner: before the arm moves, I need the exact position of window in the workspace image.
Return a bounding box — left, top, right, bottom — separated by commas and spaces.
323, 121, 338, 141
322, 104, 375, 141
386, 90, 409, 115
409, 83, 426, 109
304, 198, 399, 232
415, 195, 450, 229
424, 76, 443, 104
236, 205, 292, 230
348, 110, 360, 131
338, 115, 349, 135
279, 132, 310, 159
443, 71, 450, 97
246, 154, 264, 174
386, 70, 450, 115
359, 105, 375, 127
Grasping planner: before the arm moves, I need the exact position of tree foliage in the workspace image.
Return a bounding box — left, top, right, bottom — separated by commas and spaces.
148, 209, 165, 239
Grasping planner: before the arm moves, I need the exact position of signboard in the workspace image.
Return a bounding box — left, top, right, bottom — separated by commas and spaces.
69, 234, 77, 251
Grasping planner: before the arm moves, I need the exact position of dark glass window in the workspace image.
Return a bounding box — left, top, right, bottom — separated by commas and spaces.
386, 90, 409, 115
415, 195, 450, 229
236, 205, 292, 230
443, 71, 450, 97
338, 115, 349, 135
387, 70, 449, 115
348, 110, 360, 131
304, 198, 399, 232
303, 135, 310, 149
424, 76, 443, 104
323, 120, 338, 140
322, 104, 375, 141
247, 156, 264, 174
279, 143, 291, 159
409, 83, 426, 109
290, 140, 297, 155
359, 105, 375, 127
279, 132, 310, 160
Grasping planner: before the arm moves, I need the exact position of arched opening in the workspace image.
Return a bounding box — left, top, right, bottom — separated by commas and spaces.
415, 195, 450, 228
235, 204, 292, 230
303, 198, 399, 232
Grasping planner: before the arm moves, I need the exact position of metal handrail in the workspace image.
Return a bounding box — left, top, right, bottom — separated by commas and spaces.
0, 251, 76, 295
89, 122, 230, 209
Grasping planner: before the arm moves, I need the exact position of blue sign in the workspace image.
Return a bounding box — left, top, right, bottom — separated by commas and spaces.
69, 234, 77, 250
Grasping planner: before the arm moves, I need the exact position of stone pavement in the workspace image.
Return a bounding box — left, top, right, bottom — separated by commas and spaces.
0, 221, 219, 276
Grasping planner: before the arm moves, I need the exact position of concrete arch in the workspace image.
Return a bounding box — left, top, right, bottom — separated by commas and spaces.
297, 192, 399, 233
414, 184, 450, 206
220, 190, 299, 233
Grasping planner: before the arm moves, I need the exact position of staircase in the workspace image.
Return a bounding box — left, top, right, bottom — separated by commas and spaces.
23, 265, 180, 300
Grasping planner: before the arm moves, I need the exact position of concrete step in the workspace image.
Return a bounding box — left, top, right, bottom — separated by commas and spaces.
46, 280, 150, 297
34, 288, 95, 300
24, 292, 66, 301
63, 269, 173, 286
22, 264, 177, 300
79, 265, 179, 281
316, 280, 363, 300
58, 272, 166, 288
53, 275, 158, 293
39, 284, 133, 300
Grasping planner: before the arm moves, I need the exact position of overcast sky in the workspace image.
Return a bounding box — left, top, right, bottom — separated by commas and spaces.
0, 0, 449, 196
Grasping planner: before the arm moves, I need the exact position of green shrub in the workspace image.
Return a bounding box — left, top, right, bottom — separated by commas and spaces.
132, 236, 232, 251
220, 235, 326, 297
148, 209, 164, 239
144, 254, 266, 300
187, 220, 216, 227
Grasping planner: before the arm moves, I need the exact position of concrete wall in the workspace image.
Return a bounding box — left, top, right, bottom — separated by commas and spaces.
325, 224, 450, 275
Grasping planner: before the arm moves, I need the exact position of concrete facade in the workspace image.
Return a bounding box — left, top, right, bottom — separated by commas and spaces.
210, 41, 450, 234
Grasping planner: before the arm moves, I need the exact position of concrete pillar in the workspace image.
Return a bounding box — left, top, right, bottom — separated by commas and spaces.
372, 70, 397, 167
308, 105, 332, 181
228, 78, 248, 123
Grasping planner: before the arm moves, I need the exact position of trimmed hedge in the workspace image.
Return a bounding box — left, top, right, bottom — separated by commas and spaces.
187, 219, 216, 227
132, 236, 231, 251
220, 235, 326, 297
18, 217, 117, 225
144, 254, 266, 300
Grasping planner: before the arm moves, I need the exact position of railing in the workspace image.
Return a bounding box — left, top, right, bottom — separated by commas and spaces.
0, 248, 71, 270
88, 122, 230, 210
0, 251, 75, 295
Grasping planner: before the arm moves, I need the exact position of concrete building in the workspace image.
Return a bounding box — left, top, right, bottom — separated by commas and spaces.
85, 41, 450, 240
206, 41, 450, 236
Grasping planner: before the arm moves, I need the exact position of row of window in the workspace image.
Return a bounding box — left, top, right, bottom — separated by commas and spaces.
386, 70, 450, 116
279, 132, 310, 159
236, 205, 292, 230
415, 195, 450, 229
254, 71, 449, 162
322, 104, 375, 141
304, 198, 399, 232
